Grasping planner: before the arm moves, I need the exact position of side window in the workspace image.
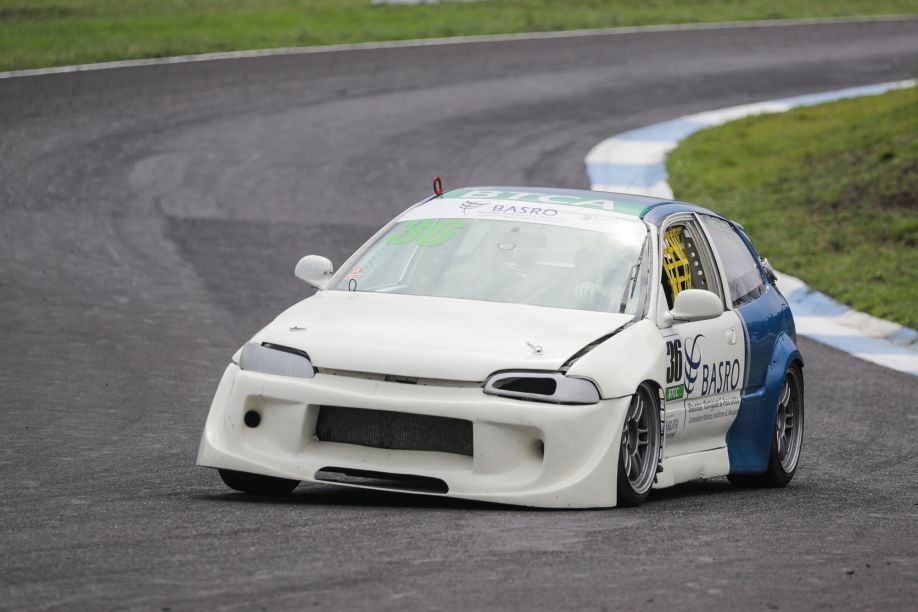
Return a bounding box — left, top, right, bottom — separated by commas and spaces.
660, 220, 722, 309
700, 216, 766, 308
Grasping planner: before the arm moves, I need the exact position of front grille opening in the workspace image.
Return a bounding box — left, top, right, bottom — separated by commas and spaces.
315, 406, 473, 457
317, 368, 481, 388
493, 376, 557, 396
384, 374, 418, 384
315, 467, 448, 494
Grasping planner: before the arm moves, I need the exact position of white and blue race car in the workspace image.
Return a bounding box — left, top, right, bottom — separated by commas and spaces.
198, 185, 804, 508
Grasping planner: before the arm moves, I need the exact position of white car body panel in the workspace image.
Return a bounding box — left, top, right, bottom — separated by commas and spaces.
198, 363, 632, 508
256, 291, 633, 384
566, 319, 664, 399
655, 448, 731, 488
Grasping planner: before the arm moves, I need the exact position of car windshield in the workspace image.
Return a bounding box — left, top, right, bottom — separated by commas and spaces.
329, 201, 649, 314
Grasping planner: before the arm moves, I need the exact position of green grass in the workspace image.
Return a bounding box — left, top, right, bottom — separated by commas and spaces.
0, 0, 916, 71
667, 87, 918, 329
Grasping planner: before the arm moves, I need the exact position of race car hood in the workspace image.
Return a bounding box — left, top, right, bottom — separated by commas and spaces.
252, 291, 631, 382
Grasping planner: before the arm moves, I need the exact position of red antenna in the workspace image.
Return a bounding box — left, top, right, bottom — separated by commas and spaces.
433, 176, 444, 196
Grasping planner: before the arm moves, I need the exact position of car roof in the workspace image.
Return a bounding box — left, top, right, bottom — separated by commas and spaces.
438, 186, 726, 226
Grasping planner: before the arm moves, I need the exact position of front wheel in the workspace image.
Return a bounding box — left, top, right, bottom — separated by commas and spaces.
728, 366, 804, 488
218, 469, 300, 495
616, 384, 662, 507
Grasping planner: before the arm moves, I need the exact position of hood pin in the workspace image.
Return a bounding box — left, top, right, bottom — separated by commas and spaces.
526, 342, 543, 355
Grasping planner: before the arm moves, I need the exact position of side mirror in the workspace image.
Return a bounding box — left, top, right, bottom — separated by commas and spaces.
761, 257, 778, 284
666, 289, 724, 323
295, 255, 334, 289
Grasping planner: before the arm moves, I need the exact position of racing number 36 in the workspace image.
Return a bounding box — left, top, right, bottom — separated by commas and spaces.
387, 219, 465, 247
666, 339, 683, 384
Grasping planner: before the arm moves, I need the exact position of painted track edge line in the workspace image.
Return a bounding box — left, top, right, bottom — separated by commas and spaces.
2, 15, 916, 80
585, 79, 918, 377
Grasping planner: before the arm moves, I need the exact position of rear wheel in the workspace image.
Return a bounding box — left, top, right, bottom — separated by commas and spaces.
218, 469, 300, 495
616, 384, 662, 507
728, 366, 804, 487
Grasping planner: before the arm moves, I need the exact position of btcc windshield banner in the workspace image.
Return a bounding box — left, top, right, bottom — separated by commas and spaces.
402, 195, 643, 236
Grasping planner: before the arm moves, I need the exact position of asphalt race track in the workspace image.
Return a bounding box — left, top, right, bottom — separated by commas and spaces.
2, 18, 918, 611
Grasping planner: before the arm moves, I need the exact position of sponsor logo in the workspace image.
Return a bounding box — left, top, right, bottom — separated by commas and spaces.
664, 384, 685, 402
685, 394, 741, 424
665, 417, 679, 439
579, 213, 617, 225
460, 200, 490, 215
387, 219, 465, 247
701, 359, 741, 396
457, 189, 616, 211
489, 204, 558, 217
460, 200, 560, 219
683, 334, 704, 395
682, 333, 741, 397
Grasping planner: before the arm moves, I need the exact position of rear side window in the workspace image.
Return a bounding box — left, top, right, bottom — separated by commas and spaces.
701, 216, 766, 307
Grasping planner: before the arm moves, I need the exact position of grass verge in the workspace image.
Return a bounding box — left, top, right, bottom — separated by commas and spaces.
0, 0, 917, 71
667, 86, 917, 328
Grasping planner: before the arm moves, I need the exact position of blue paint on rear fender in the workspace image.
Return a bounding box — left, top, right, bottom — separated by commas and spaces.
727, 332, 803, 473
736, 285, 792, 389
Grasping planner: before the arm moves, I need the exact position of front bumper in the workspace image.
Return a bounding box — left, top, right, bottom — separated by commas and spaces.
197, 364, 630, 508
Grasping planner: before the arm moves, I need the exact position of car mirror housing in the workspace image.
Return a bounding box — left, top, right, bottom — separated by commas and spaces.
761, 257, 778, 284
295, 255, 334, 289
667, 289, 724, 323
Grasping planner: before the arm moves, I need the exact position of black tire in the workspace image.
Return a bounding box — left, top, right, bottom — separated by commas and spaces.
728, 365, 804, 488
218, 469, 300, 495
617, 384, 662, 507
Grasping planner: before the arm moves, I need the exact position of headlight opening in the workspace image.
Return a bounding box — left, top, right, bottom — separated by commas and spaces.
484, 371, 600, 405
238, 342, 316, 379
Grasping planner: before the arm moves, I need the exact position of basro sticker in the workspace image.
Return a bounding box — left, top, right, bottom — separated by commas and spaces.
682, 333, 741, 398
454, 200, 562, 220
701, 359, 741, 395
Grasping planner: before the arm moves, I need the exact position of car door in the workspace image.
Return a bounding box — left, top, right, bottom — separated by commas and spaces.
658, 217, 746, 458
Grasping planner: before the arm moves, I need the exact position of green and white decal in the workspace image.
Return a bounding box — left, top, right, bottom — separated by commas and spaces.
386, 219, 466, 247
400, 191, 646, 238
441, 188, 649, 216
665, 384, 685, 402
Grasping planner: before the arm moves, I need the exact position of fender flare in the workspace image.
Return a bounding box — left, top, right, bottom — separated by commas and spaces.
726, 332, 803, 474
